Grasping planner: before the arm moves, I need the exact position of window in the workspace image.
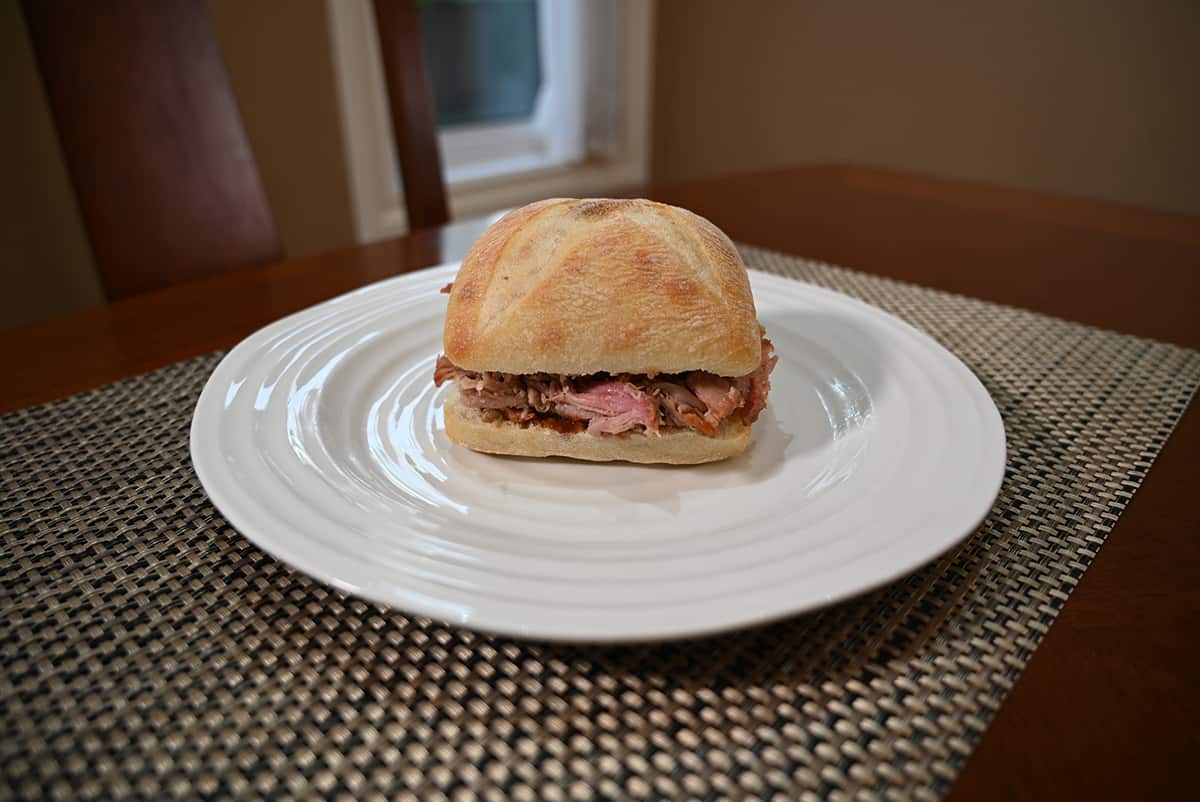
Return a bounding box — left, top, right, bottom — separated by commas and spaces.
421, 0, 543, 127
328, 0, 654, 242
421, 0, 584, 185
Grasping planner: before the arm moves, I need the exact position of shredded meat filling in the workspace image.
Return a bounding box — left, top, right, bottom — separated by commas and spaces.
434, 337, 777, 437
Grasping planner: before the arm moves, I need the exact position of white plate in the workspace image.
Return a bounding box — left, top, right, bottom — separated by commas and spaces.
191, 264, 1005, 642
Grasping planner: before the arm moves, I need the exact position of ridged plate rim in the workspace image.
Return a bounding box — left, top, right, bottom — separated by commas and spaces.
190, 263, 1006, 642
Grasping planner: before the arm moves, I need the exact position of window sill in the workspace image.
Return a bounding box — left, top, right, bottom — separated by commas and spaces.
372, 156, 646, 239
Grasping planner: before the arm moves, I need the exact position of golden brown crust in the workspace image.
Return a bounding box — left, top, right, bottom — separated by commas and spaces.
443, 198, 760, 375
443, 387, 752, 464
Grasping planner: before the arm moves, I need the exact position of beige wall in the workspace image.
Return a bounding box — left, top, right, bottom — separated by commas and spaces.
653, 0, 1200, 215
0, 1, 104, 330
0, 0, 354, 331
207, 0, 354, 261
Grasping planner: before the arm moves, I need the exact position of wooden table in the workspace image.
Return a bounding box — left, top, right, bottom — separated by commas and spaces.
3, 165, 1196, 801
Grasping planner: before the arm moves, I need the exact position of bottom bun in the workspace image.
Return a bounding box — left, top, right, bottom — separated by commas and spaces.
443, 387, 752, 464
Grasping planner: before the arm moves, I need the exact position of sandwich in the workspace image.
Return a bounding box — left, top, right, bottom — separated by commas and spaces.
432, 198, 777, 464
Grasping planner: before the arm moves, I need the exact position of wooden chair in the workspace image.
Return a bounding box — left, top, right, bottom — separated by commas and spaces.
21, 0, 283, 301
373, 0, 450, 231
23, 0, 449, 302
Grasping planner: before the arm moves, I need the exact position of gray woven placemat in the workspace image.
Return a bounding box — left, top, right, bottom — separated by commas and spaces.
2, 246, 1198, 802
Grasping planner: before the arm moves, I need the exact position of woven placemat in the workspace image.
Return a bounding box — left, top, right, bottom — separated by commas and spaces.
2, 247, 1198, 802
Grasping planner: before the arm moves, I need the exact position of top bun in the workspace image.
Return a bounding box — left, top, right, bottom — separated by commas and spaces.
443, 198, 760, 376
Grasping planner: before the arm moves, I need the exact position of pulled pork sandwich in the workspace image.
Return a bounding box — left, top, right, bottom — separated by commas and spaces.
433, 198, 777, 464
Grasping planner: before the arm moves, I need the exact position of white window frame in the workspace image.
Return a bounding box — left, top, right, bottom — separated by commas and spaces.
327, 0, 655, 243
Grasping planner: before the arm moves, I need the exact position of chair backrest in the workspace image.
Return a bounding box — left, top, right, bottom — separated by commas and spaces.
373, 0, 451, 231
21, 0, 282, 301
24, 0, 448, 300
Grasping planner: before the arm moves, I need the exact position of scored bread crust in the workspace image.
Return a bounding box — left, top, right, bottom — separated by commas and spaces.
443, 198, 761, 376
443, 387, 752, 465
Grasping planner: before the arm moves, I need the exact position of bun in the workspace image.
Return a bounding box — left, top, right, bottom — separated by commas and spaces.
443, 198, 760, 376
443, 387, 752, 465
